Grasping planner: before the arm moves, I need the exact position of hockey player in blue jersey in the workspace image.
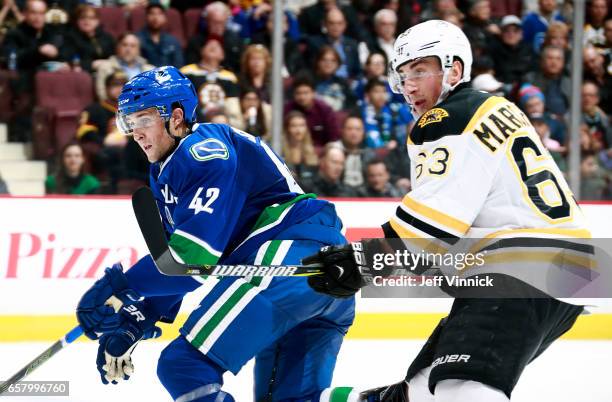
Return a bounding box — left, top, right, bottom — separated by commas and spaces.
74, 66, 355, 401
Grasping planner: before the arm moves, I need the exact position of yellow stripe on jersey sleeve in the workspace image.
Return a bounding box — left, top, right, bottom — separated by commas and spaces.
389, 218, 449, 254
463, 96, 508, 134
401, 195, 470, 235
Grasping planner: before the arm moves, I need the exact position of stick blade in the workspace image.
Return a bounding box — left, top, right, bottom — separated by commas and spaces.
132, 186, 168, 260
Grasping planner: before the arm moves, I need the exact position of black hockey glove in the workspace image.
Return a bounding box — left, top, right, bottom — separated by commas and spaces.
303, 242, 369, 298
360, 380, 409, 401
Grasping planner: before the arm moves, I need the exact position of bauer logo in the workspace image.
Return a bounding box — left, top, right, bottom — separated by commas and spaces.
431, 354, 470, 368
190, 139, 229, 162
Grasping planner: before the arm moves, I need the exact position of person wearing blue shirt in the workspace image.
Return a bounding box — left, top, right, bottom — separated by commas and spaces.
521, 0, 565, 52
74, 66, 354, 402
361, 78, 412, 149
136, 4, 184, 68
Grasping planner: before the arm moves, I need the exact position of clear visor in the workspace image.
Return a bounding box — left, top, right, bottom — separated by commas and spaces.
389, 65, 445, 94
116, 107, 163, 135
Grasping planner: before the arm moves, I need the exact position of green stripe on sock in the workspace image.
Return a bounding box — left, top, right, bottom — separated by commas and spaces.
249, 240, 282, 286
169, 233, 220, 265
330, 387, 354, 402
262, 240, 282, 265
190, 281, 254, 348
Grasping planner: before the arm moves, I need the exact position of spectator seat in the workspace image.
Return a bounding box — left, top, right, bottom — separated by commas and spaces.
98, 7, 128, 40
183, 8, 203, 42
32, 71, 94, 159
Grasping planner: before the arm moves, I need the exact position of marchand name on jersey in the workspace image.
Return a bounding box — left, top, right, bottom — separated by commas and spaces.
207, 265, 299, 277
471, 102, 531, 152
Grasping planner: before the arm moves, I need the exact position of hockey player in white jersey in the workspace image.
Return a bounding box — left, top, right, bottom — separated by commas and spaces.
305, 20, 591, 401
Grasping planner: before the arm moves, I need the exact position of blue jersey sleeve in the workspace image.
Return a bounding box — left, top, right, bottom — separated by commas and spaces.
125, 255, 202, 323
166, 130, 246, 265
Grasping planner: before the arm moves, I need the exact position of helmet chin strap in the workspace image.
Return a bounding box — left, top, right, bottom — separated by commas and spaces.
158, 118, 190, 162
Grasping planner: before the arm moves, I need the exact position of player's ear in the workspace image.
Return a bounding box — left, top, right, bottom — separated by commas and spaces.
170, 107, 185, 132
448, 59, 463, 86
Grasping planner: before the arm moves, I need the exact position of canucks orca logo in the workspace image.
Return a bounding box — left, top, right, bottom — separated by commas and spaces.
155, 67, 172, 84
418, 108, 449, 128
190, 138, 229, 162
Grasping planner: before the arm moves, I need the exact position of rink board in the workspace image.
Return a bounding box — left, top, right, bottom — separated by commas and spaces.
1, 196, 611, 341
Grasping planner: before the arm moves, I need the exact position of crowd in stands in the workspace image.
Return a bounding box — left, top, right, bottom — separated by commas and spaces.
0, 0, 609, 200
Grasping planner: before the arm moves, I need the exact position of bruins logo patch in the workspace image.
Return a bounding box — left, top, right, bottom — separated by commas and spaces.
418, 108, 449, 128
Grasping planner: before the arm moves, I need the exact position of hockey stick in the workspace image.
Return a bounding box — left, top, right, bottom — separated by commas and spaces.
0, 326, 83, 395
0, 296, 125, 395
131, 186, 324, 277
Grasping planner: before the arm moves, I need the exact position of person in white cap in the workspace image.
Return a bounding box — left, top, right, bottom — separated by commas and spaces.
488, 15, 535, 87
306, 19, 590, 401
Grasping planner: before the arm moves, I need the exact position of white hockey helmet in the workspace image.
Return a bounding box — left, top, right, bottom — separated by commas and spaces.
389, 20, 473, 111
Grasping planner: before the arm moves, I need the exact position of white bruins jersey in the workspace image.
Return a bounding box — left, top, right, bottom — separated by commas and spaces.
382, 85, 595, 297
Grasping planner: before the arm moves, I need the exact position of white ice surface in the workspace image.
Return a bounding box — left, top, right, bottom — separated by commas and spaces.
1, 340, 610, 401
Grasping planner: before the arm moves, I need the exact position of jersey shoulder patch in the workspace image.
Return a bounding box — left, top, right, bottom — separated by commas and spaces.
189, 138, 229, 162
410, 86, 493, 145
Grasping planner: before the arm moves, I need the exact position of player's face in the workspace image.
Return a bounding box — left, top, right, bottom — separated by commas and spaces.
397, 57, 444, 116
129, 108, 174, 162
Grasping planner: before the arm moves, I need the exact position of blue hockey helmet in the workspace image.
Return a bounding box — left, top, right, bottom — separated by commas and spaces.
116, 66, 197, 135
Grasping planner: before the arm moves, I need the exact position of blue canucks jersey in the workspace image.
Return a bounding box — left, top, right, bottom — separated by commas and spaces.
149, 123, 329, 265
125, 123, 345, 321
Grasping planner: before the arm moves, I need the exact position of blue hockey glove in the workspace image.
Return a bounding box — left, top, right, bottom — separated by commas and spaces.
77, 263, 145, 340
96, 300, 162, 384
